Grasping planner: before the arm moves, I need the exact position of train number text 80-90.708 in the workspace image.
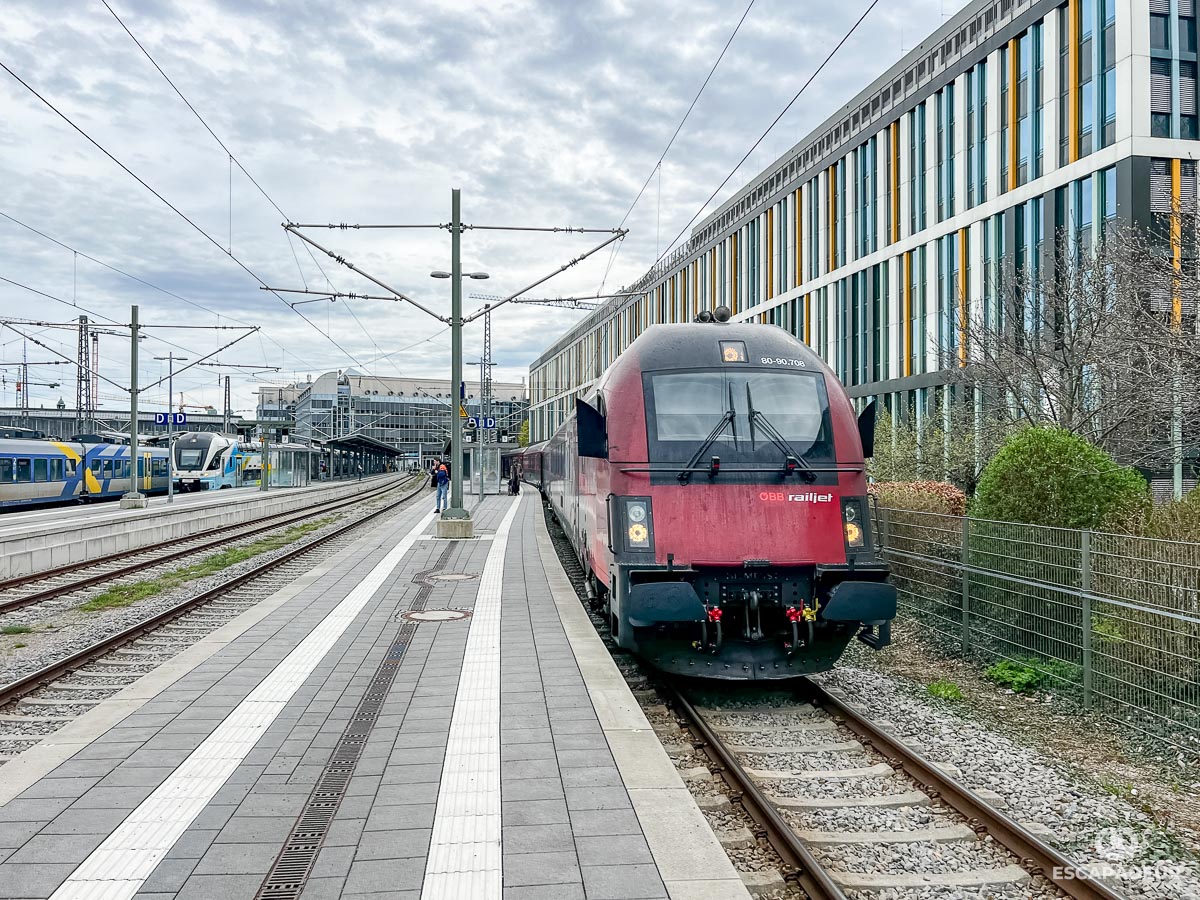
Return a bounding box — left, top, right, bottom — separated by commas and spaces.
760, 357, 807, 368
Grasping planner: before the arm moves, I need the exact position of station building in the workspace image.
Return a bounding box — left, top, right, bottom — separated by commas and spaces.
258, 372, 529, 464
530, 0, 1198, 451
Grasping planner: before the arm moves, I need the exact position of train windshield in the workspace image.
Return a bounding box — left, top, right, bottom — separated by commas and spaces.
645, 368, 833, 464
176, 448, 205, 469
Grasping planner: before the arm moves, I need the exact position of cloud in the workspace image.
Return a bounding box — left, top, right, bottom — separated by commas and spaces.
0, 0, 964, 414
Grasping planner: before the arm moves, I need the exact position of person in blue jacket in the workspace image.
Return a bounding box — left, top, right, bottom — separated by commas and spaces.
434, 463, 449, 512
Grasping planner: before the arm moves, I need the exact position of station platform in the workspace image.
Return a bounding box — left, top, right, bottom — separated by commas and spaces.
0, 491, 749, 900
0, 474, 398, 580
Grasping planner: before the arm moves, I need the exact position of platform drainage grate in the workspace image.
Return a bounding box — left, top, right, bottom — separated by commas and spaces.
254, 543, 455, 900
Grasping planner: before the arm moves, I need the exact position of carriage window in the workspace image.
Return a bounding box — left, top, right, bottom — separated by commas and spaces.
0, 458, 13, 481
66, 459, 75, 477
51, 459, 64, 481
16, 458, 32, 482
102, 460, 113, 478
33, 459, 48, 482
91, 459, 102, 474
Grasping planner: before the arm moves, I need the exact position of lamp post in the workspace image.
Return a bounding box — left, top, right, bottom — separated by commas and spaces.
430, 189, 489, 537
154, 353, 187, 503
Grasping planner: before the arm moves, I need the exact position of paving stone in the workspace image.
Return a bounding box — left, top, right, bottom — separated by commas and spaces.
502, 778, 565, 802
310, 845, 354, 879
175, 873, 267, 899
364, 803, 436, 832
575, 834, 655, 867
565, 786, 633, 811
503, 850, 582, 887
343, 857, 426, 894
502, 886, 585, 900
193, 841, 281, 875
353, 828, 431, 860
582, 863, 669, 899
0, 861, 76, 898
569, 808, 645, 836
503, 799, 571, 826
139, 857, 199, 893
502, 823, 576, 855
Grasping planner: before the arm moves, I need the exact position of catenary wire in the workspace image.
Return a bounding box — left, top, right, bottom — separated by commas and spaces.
647, 0, 881, 274
0, 209, 309, 371
599, 0, 757, 292
100, 0, 405, 377
0, 59, 371, 374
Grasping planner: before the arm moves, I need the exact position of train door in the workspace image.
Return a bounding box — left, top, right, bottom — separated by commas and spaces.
141, 452, 152, 492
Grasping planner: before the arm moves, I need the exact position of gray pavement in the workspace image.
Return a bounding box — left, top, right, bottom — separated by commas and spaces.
0, 492, 747, 900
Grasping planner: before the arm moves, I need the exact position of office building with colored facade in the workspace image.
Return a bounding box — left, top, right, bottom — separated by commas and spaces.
529, 0, 1197, 456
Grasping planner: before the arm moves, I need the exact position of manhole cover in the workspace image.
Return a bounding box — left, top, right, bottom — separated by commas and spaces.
401, 609, 472, 622
428, 572, 478, 582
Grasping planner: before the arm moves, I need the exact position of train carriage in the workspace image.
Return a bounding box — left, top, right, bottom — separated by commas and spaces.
173, 432, 255, 491
0, 438, 171, 509
530, 316, 897, 680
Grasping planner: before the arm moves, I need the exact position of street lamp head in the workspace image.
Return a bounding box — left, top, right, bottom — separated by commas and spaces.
430, 271, 452, 279
466, 272, 490, 280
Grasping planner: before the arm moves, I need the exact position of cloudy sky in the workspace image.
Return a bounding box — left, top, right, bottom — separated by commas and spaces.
1, 0, 965, 417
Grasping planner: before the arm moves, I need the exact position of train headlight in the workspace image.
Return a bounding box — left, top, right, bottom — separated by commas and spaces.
842, 498, 866, 549
618, 497, 654, 552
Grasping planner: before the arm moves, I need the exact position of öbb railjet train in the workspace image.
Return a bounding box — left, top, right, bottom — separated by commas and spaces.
525, 318, 897, 680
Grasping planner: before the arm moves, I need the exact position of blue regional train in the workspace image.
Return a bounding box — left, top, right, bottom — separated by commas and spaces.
172, 432, 256, 491
0, 438, 171, 509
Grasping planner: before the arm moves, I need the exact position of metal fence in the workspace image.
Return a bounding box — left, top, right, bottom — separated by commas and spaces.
874, 507, 1200, 751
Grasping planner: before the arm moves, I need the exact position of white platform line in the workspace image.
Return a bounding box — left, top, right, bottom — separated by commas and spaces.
421, 497, 522, 900
49, 510, 437, 900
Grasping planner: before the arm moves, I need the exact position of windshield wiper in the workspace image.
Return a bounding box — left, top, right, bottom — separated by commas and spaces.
745, 384, 817, 483
679, 383, 738, 484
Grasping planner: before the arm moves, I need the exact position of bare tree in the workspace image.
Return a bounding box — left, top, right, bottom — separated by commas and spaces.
957, 219, 1200, 475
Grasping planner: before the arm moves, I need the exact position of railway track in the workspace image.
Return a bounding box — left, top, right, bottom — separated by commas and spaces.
662, 681, 1127, 900
540, 502, 1127, 900
0, 476, 405, 616
0, 474, 427, 762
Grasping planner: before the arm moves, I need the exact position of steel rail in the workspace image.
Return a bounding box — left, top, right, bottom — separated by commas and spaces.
0, 478, 402, 608
0, 475, 426, 708
660, 681, 849, 900
800, 679, 1127, 900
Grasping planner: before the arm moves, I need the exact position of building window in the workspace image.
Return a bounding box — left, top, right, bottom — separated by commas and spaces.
1152, 13, 1170, 50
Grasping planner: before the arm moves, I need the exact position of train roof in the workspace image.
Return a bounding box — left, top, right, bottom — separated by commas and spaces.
615, 322, 824, 372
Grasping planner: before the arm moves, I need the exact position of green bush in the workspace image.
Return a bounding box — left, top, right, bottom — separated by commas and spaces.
984, 659, 1044, 693
1113, 486, 1200, 541
870, 481, 967, 516
927, 678, 963, 700
970, 427, 1148, 529
983, 657, 1081, 693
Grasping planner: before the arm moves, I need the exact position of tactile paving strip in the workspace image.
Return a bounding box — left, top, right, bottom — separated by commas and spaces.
254, 544, 455, 900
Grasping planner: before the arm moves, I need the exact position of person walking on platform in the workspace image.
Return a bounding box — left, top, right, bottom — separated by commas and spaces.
434, 463, 449, 512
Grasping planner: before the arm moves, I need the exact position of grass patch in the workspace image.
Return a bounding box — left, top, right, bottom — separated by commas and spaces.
983, 657, 1081, 694
12, 642, 26, 648
79, 517, 336, 612
926, 678, 963, 701
984, 659, 1044, 693
1, 625, 32, 635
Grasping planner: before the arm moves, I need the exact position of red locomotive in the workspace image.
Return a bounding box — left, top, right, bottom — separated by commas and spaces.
525, 311, 896, 680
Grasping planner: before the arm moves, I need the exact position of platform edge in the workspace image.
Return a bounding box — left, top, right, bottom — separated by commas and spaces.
533, 503, 752, 899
